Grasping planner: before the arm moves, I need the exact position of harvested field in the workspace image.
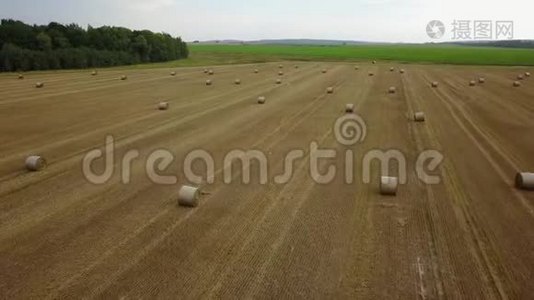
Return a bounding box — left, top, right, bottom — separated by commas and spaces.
1, 62, 534, 299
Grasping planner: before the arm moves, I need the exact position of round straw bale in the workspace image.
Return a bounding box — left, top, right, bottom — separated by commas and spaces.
279, 64, 283, 69
400, 69, 405, 74
294, 65, 299, 69
517, 74, 524, 80
257, 96, 266, 104
25, 156, 46, 171
208, 70, 214, 75
91, 70, 98, 76
469, 80, 476, 86
515, 172, 534, 190
525, 72, 531, 77
178, 185, 200, 207
276, 78, 282, 84
380, 176, 398, 195
18, 74, 24, 79
234, 79, 241, 85
388, 86, 396, 94
513, 81, 521, 87
35, 82, 44, 88
157, 101, 169, 110
203, 68, 208, 74
120, 75, 127, 80
355, 66, 359, 70
170, 71, 176, 76
278, 71, 284, 76
390, 67, 395, 72
368, 72, 374, 76
345, 104, 354, 113
322, 69, 327, 74
372, 60, 376, 64
254, 69, 259, 73
478, 77, 485, 83
414, 112, 426, 122
206, 79, 212, 86
431, 81, 439, 88
326, 87, 334, 94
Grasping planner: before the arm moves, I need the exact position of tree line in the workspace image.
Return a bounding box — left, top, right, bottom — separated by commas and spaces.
449, 40, 534, 49
0, 19, 189, 72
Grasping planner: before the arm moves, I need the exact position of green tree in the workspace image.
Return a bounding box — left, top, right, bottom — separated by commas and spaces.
0, 19, 189, 71
131, 34, 150, 62
36, 32, 52, 51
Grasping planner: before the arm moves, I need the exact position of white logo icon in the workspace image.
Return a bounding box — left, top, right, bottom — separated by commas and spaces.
427, 20, 445, 39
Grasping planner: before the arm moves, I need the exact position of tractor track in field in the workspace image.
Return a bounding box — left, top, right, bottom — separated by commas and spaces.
422, 71, 520, 299
23, 65, 350, 298
1, 62, 534, 298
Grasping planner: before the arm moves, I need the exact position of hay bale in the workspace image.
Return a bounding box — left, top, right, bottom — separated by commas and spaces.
478, 77, 485, 84
526, 72, 531, 77
234, 79, 241, 85
372, 60, 377, 64
18, 74, 24, 79
257, 96, 266, 104
91, 70, 98, 76
400, 69, 405, 74
414, 112, 426, 122
25, 156, 46, 172
208, 70, 214, 75
326, 87, 334, 94
469, 80, 476, 86
276, 78, 282, 84
517, 74, 524, 80
294, 65, 299, 69
431, 81, 439, 88
513, 81, 521, 87
254, 69, 259, 73
322, 69, 328, 74
120, 75, 128, 80
380, 176, 398, 195
278, 71, 284, 76
388, 87, 396, 94
178, 185, 200, 207
515, 172, 534, 190
35, 82, 44, 88
157, 101, 169, 110
355, 66, 359, 70
278, 64, 284, 69
345, 104, 354, 113
170, 71, 176, 76
390, 67, 395, 72
368, 72, 374, 76
206, 79, 212, 86
203, 68, 208, 74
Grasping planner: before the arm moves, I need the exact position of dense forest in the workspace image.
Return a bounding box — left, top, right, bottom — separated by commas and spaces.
0, 19, 189, 72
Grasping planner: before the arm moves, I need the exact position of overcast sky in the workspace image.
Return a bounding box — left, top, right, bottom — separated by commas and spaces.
0, 0, 532, 42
